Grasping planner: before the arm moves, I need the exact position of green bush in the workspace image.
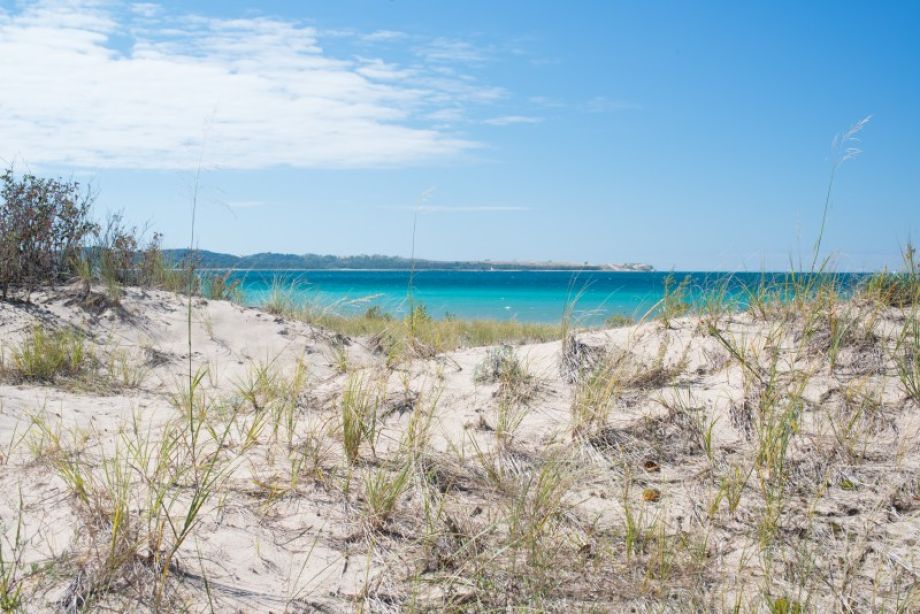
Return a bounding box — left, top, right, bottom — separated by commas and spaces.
0, 168, 97, 298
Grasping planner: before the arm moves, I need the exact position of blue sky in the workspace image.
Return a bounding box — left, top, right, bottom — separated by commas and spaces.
1, 1, 918, 270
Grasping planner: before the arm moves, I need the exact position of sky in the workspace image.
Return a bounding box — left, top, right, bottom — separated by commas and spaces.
1, 1, 918, 271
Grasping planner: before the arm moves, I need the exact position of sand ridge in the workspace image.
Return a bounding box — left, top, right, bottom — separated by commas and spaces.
0, 286, 918, 611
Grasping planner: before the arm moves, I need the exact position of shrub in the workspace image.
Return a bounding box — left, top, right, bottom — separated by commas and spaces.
0, 167, 97, 299
94, 211, 139, 289
474, 345, 527, 384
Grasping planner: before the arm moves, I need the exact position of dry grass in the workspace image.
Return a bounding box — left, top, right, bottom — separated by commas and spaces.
0, 325, 147, 391
1, 265, 919, 612
261, 281, 564, 358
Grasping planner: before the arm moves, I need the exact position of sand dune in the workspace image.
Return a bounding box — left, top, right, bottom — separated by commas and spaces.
0, 286, 918, 611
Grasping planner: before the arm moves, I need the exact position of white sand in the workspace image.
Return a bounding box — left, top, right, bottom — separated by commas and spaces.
1, 286, 918, 611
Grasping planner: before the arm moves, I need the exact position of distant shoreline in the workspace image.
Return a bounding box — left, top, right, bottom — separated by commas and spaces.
164, 249, 655, 272
195, 267, 654, 273
194, 268, 875, 274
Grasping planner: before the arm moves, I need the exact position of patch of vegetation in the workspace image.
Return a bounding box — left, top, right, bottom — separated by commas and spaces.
605, 313, 636, 328
0, 325, 146, 390
2, 326, 91, 383
201, 270, 241, 302
861, 244, 919, 307
263, 282, 563, 354
0, 168, 96, 300
474, 345, 528, 384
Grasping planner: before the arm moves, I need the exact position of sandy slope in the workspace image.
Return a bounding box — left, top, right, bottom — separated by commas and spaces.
0, 287, 918, 612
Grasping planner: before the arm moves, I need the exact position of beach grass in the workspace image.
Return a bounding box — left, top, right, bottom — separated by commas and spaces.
260, 279, 564, 354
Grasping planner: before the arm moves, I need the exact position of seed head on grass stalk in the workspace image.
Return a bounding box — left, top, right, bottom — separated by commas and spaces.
810, 115, 872, 274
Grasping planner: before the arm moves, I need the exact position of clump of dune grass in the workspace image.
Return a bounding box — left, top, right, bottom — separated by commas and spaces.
656, 273, 692, 328
341, 373, 380, 464
33, 395, 238, 611
234, 358, 308, 446
474, 346, 538, 444
862, 243, 919, 308
263, 287, 564, 356
570, 356, 622, 436
1, 325, 147, 391
474, 345, 531, 388
897, 316, 920, 404
605, 313, 636, 328
2, 325, 91, 383
201, 271, 241, 302
362, 461, 412, 530
263, 278, 300, 316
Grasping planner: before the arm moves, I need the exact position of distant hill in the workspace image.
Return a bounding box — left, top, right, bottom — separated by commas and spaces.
162, 249, 654, 272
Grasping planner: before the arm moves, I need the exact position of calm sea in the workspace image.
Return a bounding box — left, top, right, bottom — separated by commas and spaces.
222, 270, 868, 325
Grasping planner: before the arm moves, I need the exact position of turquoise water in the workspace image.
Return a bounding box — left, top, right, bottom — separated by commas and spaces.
222, 270, 868, 325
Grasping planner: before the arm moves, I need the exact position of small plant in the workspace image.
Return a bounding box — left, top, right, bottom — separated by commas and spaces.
474, 345, 526, 384
605, 313, 636, 328
235, 358, 307, 446
896, 317, 920, 405
201, 271, 241, 302
4, 326, 91, 383
495, 393, 529, 447
331, 344, 349, 374
106, 348, 147, 389
341, 374, 379, 464
658, 273, 692, 328
862, 243, 919, 307
264, 278, 299, 316
363, 462, 411, 529
710, 464, 752, 517
364, 305, 391, 320
770, 596, 804, 614
0, 491, 25, 612
570, 358, 620, 436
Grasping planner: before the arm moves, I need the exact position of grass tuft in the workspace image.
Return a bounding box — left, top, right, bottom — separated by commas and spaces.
3, 326, 90, 383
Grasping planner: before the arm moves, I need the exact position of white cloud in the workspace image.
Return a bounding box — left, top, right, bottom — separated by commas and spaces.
425, 108, 466, 123
0, 1, 507, 170
482, 115, 543, 126
417, 37, 489, 64
361, 30, 406, 43
130, 3, 160, 18
529, 96, 564, 108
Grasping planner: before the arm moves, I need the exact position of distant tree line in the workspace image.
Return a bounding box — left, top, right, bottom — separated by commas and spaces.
163, 249, 649, 271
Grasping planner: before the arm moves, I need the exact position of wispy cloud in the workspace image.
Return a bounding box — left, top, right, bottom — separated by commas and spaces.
361, 29, 407, 43
529, 96, 565, 108
0, 1, 512, 170
417, 37, 490, 64
482, 115, 543, 126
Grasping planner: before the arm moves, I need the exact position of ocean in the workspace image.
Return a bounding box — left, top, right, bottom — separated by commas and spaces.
223, 270, 868, 325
